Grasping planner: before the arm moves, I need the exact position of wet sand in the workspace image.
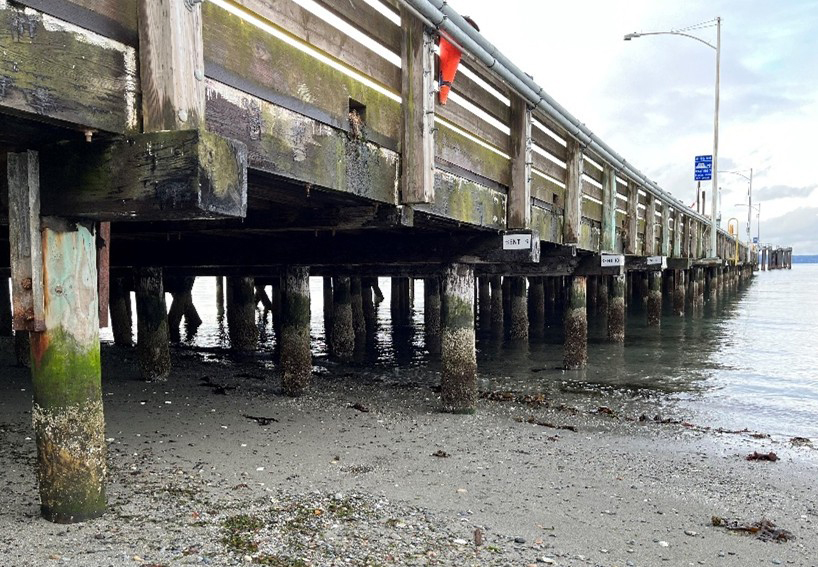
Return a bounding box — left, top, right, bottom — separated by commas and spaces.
1, 338, 816, 566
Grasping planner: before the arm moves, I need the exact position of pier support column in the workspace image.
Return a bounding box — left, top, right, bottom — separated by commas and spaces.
489, 275, 504, 335
647, 271, 662, 327
607, 274, 625, 343
168, 276, 200, 340
528, 277, 545, 335
350, 277, 366, 346
0, 277, 11, 336
587, 276, 598, 313
31, 221, 106, 523
323, 277, 333, 342
361, 277, 377, 333
545, 277, 556, 313
441, 264, 477, 413
478, 277, 491, 330
215, 276, 225, 320
597, 276, 609, 316
135, 268, 171, 381
672, 271, 685, 317
424, 277, 441, 353
281, 267, 311, 397
502, 276, 511, 328
564, 276, 588, 369
640, 273, 650, 308
226, 277, 258, 353
109, 277, 133, 347
331, 276, 354, 361
509, 276, 528, 340
391, 277, 411, 326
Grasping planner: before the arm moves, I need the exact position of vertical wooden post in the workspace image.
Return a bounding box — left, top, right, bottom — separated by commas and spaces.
361, 277, 377, 333
564, 276, 587, 370
647, 271, 662, 326
96, 222, 110, 328
601, 164, 617, 251
331, 276, 354, 361
281, 267, 311, 397
30, 220, 106, 523
441, 264, 477, 413
226, 277, 258, 353
673, 213, 682, 257
424, 276, 441, 353
109, 277, 133, 347
478, 276, 491, 330
322, 276, 333, 341
607, 274, 625, 343
508, 276, 528, 340
138, 0, 205, 132
597, 275, 609, 315
215, 276, 225, 319
0, 277, 12, 336
545, 277, 556, 313
673, 271, 685, 316
587, 276, 598, 312
489, 275, 503, 335
645, 194, 656, 256
508, 94, 532, 229
564, 140, 584, 245
528, 277, 545, 336
8, 151, 45, 332
625, 181, 639, 255
399, 7, 434, 204
135, 268, 171, 380
350, 277, 366, 346
661, 204, 670, 257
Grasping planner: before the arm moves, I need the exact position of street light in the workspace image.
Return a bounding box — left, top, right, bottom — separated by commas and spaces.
624, 18, 721, 258
722, 168, 753, 246
735, 201, 761, 246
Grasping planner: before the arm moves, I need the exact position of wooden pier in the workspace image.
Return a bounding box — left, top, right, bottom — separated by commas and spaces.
0, 0, 777, 522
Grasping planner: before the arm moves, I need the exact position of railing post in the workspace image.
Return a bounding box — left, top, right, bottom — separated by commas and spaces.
661, 203, 670, 256
625, 181, 639, 255
601, 164, 617, 251
645, 194, 656, 256
508, 94, 532, 229
563, 139, 584, 245
399, 8, 435, 204
673, 212, 682, 257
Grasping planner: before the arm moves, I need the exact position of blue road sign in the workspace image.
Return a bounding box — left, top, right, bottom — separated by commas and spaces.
753, 237, 759, 244
694, 155, 712, 181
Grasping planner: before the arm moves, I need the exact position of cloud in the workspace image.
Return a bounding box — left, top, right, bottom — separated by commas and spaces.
754, 184, 817, 201
761, 207, 818, 253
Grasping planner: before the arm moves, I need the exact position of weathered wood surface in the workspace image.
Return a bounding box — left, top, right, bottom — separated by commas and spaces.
507, 94, 531, 229
312, 0, 400, 53
400, 9, 434, 203
563, 140, 583, 245
39, 129, 247, 220
0, 2, 138, 133
16, 0, 138, 45
97, 222, 110, 328
414, 171, 506, 231
7, 151, 45, 331
138, 0, 205, 131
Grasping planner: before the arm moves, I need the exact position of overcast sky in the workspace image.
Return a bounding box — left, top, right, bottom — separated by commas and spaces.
450, 0, 818, 253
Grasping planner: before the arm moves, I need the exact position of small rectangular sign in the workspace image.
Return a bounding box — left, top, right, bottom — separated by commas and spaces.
694, 155, 712, 181
503, 234, 532, 250
601, 254, 625, 267
646, 255, 664, 266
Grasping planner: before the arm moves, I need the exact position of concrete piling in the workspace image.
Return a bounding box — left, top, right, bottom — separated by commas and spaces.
135, 267, 171, 381
350, 277, 366, 344
424, 276, 441, 337
109, 277, 133, 347
489, 275, 503, 335
564, 276, 588, 369
280, 266, 311, 397
226, 276, 259, 353
441, 264, 477, 413
597, 275, 609, 316
607, 274, 625, 343
361, 277, 377, 332
509, 276, 528, 340
647, 271, 662, 326
672, 270, 685, 317
30, 222, 106, 523
215, 276, 225, 320
330, 276, 354, 361
528, 276, 545, 335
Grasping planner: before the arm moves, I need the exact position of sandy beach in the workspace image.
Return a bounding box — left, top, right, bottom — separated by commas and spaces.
1, 338, 816, 567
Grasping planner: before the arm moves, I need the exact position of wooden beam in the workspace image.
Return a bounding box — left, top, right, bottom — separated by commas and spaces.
7, 151, 45, 331
0, 3, 137, 133
673, 212, 683, 257
625, 181, 639, 255
97, 222, 110, 328
400, 8, 434, 204
601, 164, 617, 252
563, 139, 583, 245
661, 204, 670, 256
507, 94, 531, 230
39, 129, 247, 221
645, 194, 656, 256
138, 0, 205, 132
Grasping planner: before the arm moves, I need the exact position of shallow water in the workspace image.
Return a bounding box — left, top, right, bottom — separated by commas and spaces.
101, 265, 818, 439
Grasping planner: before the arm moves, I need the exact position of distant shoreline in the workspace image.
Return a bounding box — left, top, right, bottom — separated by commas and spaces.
792, 255, 818, 263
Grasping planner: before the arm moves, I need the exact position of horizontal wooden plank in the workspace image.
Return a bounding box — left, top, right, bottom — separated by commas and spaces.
39, 129, 247, 220
581, 197, 602, 222
531, 204, 561, 244
203, 1, 401, 144
227, 0, 400, 91
436, 101, 509, 153
435, 122, 510, 187
532, 172, 564, 211
459, 60, 511, 101
581, 180, 603, 202
450, 76, 510, 128
16, 0, 138, 45
583, 158, 603, 183
205, 79, 399, 205
0, 3, 138, 133
531, 124, 567, 162
313, 0, 400, 53
414, 170, 506, 230
532, 152, 565, 184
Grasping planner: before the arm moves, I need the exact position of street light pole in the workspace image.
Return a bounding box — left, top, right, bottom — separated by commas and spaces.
711, 17, 721, 259
624, 17, 721, 258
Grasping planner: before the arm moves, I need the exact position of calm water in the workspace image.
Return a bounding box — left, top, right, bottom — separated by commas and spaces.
102, 265, 818, 439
